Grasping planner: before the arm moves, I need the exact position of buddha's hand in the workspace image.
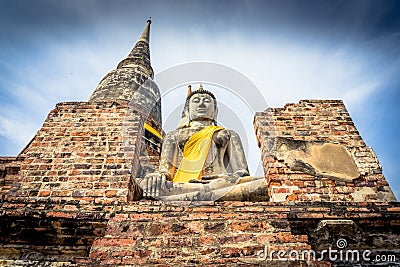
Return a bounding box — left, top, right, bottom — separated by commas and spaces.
140, 172, 169, 198
233, 169, 250, 177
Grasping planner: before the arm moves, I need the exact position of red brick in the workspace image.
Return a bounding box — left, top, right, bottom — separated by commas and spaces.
105, 190, 117, 198
47, 211, 77, 219
200, 247, 216, 255
220, 247, 241, 257
387, 207, 400, 212
167, 237, 192, 247
88, 249, 109, 260
198, 236, 217, 245
185, 213, 208, 220
264, 207, 290, 212
147, 223, 169, 236
111, 249, 133, 257
92, 237, 136, 247
192, 207, 220, 213
38, 190, 51, 197
256, 234, 276, 243
237, 206, 264, 212
219, 234, 254, 244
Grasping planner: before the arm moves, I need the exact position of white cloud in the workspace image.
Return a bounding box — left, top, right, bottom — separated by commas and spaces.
0, 24, 392, 160
153, 30, 382, 109
0, 115, 36, 147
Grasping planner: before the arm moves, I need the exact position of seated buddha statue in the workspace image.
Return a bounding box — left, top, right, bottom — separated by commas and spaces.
138, 85, 266, 201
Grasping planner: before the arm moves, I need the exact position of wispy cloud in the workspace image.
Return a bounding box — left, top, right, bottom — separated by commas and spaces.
0, 27, 387, 152
153, 30, 385, 108
0, 112, 37, 151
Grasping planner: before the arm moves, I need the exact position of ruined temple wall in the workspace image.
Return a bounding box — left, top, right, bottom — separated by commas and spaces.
1, 97, 398, 267
0, 101, 146, 263
2, 100, 143, 206
79, 201, 400, 266
254, 100, 396, 202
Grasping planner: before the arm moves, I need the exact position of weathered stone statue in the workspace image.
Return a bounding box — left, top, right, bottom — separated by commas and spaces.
139, 85, 266, 201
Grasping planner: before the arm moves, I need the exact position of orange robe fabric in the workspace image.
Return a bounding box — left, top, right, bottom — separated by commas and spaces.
173, 125, 223, 182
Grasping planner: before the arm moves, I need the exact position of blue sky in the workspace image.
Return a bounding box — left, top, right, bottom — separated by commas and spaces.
0, 0, 399, 198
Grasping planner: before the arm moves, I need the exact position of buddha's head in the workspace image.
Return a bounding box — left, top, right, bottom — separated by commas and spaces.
184, 85, 218, 124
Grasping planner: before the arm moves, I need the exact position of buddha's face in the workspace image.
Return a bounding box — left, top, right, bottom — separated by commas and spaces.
187, 93, 217, 122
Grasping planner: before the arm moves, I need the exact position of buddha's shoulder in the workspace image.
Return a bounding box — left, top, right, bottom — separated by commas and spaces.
164, 129, 180, 139
217, 128, 238, 136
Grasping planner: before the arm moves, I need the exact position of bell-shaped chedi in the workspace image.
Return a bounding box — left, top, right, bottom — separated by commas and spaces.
89, 19, 161, 127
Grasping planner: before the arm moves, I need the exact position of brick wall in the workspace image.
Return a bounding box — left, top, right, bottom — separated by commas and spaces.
0, 97, 166, 264
77, 201, 400, 266
3, 101, 141, 206
254, 100, 396, 202
0, 156, 24, 200
0, 100, 146, 263
0, 202, 109, 265
2, 200, 398, 266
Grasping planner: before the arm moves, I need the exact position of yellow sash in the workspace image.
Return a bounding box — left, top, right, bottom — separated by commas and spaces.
173, 125, 224, 183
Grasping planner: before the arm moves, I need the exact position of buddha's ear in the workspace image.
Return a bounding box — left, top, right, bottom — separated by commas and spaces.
184, 106, 190, 120
213, 107, 218, 121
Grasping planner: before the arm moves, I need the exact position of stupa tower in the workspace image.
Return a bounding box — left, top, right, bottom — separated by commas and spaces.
90, 19, 162, 133
0, 20, 163, 209
90, 19, 163, 180
90, 19, 155, 102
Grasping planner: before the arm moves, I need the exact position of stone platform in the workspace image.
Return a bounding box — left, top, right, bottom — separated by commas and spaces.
1, 200, 400, 266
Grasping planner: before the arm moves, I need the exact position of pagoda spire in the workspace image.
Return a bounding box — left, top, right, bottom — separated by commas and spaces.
89, 19, 159, 105
116, 19, 153, 77
138, 18, 151, 44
